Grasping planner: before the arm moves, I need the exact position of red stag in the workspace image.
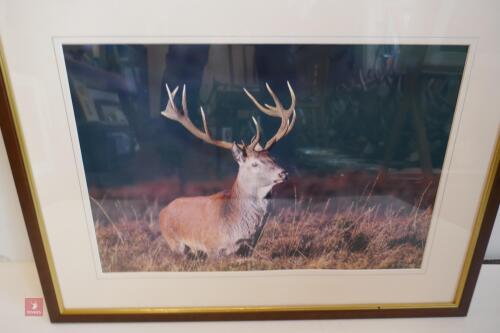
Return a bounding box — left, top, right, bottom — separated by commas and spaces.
159, 82, 297, 258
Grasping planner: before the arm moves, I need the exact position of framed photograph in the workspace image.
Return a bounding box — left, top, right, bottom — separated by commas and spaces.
0, 0, 498, 322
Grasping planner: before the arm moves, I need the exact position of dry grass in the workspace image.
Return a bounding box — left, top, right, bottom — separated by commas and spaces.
93, 183, 432, 272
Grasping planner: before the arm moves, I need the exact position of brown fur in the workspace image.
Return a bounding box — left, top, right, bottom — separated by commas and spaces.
159, 182, 268, 257
159, 148, 285, 258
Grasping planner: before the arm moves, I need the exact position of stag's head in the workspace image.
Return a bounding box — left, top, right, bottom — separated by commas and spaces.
161, 82, 296, 195
231, 144, 288, 192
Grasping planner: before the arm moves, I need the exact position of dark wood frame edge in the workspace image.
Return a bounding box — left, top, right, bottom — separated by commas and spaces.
0, 66, 498, 322
0, 67, 62, 322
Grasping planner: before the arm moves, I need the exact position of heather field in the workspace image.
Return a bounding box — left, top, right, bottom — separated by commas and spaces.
91, 172, 436, 272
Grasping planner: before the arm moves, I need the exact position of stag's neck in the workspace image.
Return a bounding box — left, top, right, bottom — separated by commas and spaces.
232, 175, 273, 205
222, 177, 272, 235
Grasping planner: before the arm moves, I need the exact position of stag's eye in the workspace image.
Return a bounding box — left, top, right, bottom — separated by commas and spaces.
251, 162, 258, 168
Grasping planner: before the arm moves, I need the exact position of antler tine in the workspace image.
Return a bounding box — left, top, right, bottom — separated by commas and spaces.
244, 82, 296, 116
162, 84, 180, 119
166, 83, 179, 101
265, 82, 283, 109
264, 111, 289, 150
161, 84, 233, 150
247, 116, 261, 151
181, 84, 189, 116
286, 81, 296, 112
285, 107, 297, 136
199, 106, 210, 136
243, 88, 276, 117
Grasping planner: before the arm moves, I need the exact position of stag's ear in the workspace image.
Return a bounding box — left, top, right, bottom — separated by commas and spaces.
231, 143, 246, 165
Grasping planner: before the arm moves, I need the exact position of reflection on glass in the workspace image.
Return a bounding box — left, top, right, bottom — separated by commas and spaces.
63, 44, 468, 271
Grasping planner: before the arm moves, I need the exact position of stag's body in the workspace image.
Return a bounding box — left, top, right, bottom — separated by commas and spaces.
159, 82, 296, 258
160, 174, 271, 257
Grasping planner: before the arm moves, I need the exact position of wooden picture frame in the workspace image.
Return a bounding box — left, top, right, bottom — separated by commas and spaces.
0, 1, 498, 323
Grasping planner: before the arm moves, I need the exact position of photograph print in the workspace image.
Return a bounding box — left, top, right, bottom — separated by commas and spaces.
62, 43, 468, 272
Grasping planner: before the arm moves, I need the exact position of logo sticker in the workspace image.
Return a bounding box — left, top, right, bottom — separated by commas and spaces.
24, 298, 43, 316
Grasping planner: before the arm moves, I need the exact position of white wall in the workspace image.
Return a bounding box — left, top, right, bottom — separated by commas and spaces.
0, 131, 33, 261
0, 128, 498, 261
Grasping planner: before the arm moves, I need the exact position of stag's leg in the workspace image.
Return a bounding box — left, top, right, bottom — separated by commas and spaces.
217, 248, 228, 257
195, 250, 208, 261
183, 245, 208, 261
235, 239, 254, 257
162, 233, 183, 254
159, 221, 184, 254
183, 245, 195, 259
159, 208, 183, 254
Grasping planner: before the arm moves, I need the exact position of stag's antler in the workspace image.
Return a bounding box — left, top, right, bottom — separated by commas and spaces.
161, 84, 261, 151
243, 81, 296, 150
162, 82, 296, 152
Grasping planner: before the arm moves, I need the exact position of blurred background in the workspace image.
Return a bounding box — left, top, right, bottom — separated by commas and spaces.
62, 44, 467, 205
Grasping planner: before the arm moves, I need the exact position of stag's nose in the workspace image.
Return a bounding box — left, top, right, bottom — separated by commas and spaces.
279, 171, 288, 180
